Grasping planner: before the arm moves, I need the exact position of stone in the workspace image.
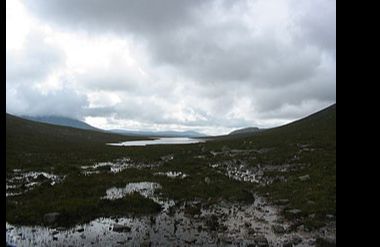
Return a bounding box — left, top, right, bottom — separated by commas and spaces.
282, 241, 292, 247
222, 146, 230, 152
291, 235, 302, 245
272, 225, 286, 234
254, 235, 269, 247
113, 224, 131, 233
277, 199, 290, 205
287, 209, 302, 215
248, 228, 255, 235
326, 214, 335, 219
257, 170, 264, 176
160, 154, 174, 162
298, 175, 310, 181
140, 241, 151, 247
43, 212, 60, 224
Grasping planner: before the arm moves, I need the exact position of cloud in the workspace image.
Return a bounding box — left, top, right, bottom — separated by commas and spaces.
6, 0, 336, 134
6, 30, 89, 118
6, 31, 65, 85
24, 0, 205, 34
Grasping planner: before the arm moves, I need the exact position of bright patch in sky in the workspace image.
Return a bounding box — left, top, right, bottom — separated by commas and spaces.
6, 0, 336, 135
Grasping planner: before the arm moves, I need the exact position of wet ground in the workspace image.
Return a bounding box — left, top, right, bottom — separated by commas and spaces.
6, 170, 65, 197
6, 192, 335, 246
107, 137, 206, 146
6, 146, 335, 246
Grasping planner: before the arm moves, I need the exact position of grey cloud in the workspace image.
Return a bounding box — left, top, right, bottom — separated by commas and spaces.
6, 32, 65, 84
6, 85, 89, 119
25, 0, 204, 34
291, 0, 336, 54
11, 0, 336, 133
6, 31, 88, 119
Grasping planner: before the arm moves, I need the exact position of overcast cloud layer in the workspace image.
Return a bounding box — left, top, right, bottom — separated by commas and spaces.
6, 0, 336, 135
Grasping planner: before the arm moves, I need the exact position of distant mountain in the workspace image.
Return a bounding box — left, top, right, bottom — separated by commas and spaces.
19, 115, 206, 137
109, 129, 206, 138
6, 113, 146, 152
21, 115, 101, 131
229, 127, 262, 135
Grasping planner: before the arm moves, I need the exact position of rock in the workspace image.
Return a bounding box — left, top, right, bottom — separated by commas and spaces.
291, 235, 302, 245
248, 228, 255, 235
204, 177, 211, 185
287, 209, 302, 215
297, 225, 305, 231
272, 225, 286, 234
150, 216, 156, 225
326, 214, 335, 219
257, 170, 264, 176
206, 215, 219, 231
140, 241, 151, 247
113, 224, 131, 232
43, 212, 60, 224
277, 199, 290, 205
298, 175, 310, 181
160, 154, 174, 162
254, 235, 269, 247
185, 239, 196, 244
221, 146, 230, 152
282, 241, 292, 247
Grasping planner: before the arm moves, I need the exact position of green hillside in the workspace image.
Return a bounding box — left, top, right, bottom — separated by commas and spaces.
6, 113, 149, 171
6, 104, 336, 232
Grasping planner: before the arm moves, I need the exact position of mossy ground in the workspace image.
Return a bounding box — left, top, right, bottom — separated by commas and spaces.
6, 105, 336, 230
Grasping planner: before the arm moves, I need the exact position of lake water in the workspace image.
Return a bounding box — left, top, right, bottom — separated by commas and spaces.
107, 137, 206, 146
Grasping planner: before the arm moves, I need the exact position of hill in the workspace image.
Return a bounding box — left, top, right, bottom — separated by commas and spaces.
6, 113, 149, 170
229, 127, 262, 135
6, 104, 335, 236
109, 129, 206, 137
21, 115, 101, 131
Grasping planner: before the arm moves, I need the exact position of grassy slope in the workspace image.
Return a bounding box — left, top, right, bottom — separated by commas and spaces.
6, 114, 151, 171
6, 104, 335, 229
206, 104, 336, 228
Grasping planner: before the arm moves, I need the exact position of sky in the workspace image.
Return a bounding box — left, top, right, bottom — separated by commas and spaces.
6, 0, 336, 135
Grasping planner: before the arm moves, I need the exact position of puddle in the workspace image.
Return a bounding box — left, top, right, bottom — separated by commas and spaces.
209, 161, 306, 185
102, 182, 162, 200
6, 195, 335, 246
102, 182, 175, 213
107, 137, 205, 146
209, 160, 260, 183
154, 171, 188, 179
6, 170, 65, 197
81, 158, 165, 176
